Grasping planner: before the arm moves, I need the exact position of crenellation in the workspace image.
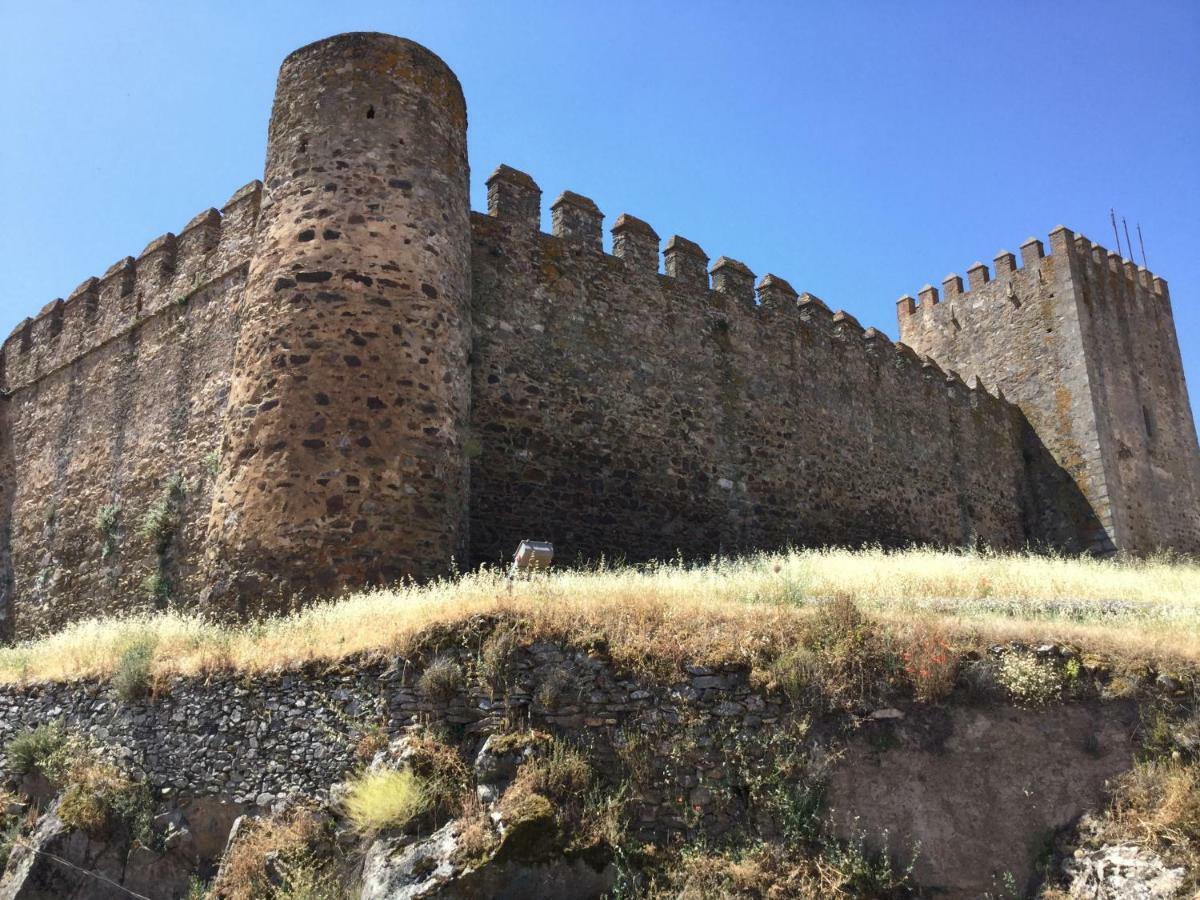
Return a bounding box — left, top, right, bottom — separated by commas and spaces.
831, 309, 864, 337
611, 213, 659, 273
710, 256, 755, 304
757, 273, 798, 310
663, 234, 708, 285
99, 256, 136, 298
550, 190, 603, 249
966, 261, 990, 291
178, 207, 222, 257
942, 273, 964, 298
994, 250, 1017, 277
918, 284, 939, 308
1019, 236, 1045, 269
1047, 224, 1075, 258
486, 164, 541, 228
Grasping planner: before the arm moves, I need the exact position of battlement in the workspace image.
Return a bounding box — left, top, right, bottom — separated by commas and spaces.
897, 226, 1170, 327
0, 181, 261, 393
474, 163, 1016, 422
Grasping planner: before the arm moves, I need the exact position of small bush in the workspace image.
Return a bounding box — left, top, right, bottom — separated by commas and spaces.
996, 652, 1063, 706
142, 570, 173, 605
774, 595, 894, 709
901, 619, 957, 702
535, 666, 574, 710
210, 810, 342, 900
54, 747, 154, 840
113, 637, 156, 702
1109, 759, 1199, 856
95, 503, 120, 558
344, 769, 432, 834
403, 732, 471, 814
4, 722, 67, 775
478, 628, 520, 691
770, 645, 821, 702
500, 738, 594, 839
139, 474, 186, 555
418, 656, 463, 703
354, 723, 389, 762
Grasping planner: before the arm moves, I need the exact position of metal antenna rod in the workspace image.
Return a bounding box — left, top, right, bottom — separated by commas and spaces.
1137, 223, 1147, 269
1110, 209, 1123, 257
1123, 217, 1134, 262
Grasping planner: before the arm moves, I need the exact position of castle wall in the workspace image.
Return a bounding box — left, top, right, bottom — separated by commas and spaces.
466, 170, 1030, 568
0, 183, 260, 636
2, 33, 1196, 639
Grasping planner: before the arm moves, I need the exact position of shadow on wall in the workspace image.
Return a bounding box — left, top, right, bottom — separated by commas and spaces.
1017, 408, 1116, 556
466, 408, 1116, 572
0, 392, 14, 640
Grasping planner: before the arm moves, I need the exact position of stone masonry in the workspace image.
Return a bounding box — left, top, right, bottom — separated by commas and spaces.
1, 32, 1198, 638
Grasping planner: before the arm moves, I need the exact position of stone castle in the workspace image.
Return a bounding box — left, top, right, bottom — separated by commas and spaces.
1, 32, 1197, 639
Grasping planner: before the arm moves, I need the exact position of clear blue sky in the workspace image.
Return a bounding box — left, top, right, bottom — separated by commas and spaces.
3, 1, 1197, 424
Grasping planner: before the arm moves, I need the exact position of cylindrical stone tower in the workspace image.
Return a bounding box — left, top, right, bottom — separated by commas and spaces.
208, 33, 472, 604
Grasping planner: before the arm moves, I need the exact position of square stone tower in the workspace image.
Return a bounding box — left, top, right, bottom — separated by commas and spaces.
899, 227, 1200, 554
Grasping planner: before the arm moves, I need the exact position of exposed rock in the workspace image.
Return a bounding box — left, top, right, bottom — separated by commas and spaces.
1059, 842, 1185, 898
360, 818, 614, 900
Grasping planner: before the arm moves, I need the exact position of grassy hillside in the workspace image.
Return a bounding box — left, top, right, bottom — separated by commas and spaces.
2, 546, 1197, 685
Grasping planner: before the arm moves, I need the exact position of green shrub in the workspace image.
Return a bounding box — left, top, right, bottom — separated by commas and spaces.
113, 638, 156, 702
95, 503, 121, 558
418, 656, 463, 702
997, 652, 1063, 706
535, 666, 574, 710
343, 770, 432, 834
142, 571, 172, 604
478, 628, 520, 691
139, 474, 186, 554
4, 722, 67, 775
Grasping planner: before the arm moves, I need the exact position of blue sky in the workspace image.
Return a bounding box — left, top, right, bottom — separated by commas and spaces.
2, 1, 1197, 424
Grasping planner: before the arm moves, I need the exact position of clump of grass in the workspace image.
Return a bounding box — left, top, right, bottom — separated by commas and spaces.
343, 770, 432, 834
770, 596, 895, 710
2, 547, 1198, 686
402, 731, 471, 815
210, 809, 343, 900
95, 503, 121, 559
1109, 760, 1200, 857
478, 627, 520, 691
23, 733, 156, 840
418, 656, 464, 702
996, 652, 1063, 706
354, 723, 389, 762
535, 666, 574, 710
4, 722, 67, 775
651, 839, 913, 899
900, 618, 957, 702
138, 473, 185, 555
113, 636, 157, 702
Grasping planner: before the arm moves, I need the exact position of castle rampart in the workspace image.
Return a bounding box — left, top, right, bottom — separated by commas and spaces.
1, 32, 1196, 639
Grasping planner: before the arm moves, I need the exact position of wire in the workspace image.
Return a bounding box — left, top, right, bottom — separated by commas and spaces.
12, 837, 156, 900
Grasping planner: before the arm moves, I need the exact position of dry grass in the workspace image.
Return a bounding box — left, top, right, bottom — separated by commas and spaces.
342, 769, 432, 835
1, 547, 1197, 685
1108, 760, 1200, 859
209, 809, 341, 900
